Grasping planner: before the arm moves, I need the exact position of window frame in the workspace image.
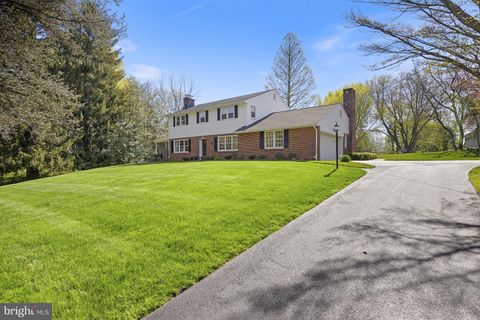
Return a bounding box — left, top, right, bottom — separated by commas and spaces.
199, 111, 207, 123
264, 130, 284, 149
220, 106, 235, 120
173, 139, 189, 153
217, 135, 238, 152
250, 105, 256, 119
175, 115, 187, 126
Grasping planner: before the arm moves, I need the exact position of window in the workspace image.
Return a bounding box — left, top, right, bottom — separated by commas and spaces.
265, 130, 284, 149
220, 106, 235, 120
175, 115, 188, 126
251, 105, 256, 119
217, 135, 238, 152
174, 139, 189, 153
199, 111, 207, 123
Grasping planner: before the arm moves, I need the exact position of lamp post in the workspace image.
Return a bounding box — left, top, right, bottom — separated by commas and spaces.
333, 123, 339, 169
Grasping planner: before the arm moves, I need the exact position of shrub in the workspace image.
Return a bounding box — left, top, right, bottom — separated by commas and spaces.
224, 155, 233, 160
275, 153, 286, 160
182, 157, 190, 161
287, 153, 297, 160
340, 154, 351, 162
257, 155, 266, 160
248, 155, 256, 160
350, 152, 377, 160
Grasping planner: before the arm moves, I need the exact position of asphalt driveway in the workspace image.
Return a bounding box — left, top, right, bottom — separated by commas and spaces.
145, 160, 480, 320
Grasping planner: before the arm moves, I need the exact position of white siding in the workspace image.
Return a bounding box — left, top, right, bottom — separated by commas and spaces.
318, 105, 349, 136
245, 91, 289, 125
168, 103, 247, 139
168, 90, 288, 139
317, 104, 349, 160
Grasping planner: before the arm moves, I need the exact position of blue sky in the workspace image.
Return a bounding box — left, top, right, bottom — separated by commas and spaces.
114, 0, 392, 103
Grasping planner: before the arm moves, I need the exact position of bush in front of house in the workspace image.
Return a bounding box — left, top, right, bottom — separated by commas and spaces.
340, 154, 351, 162
350, 152, 377, 160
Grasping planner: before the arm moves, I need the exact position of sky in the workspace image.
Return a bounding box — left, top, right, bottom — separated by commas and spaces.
113, 0, 395, 104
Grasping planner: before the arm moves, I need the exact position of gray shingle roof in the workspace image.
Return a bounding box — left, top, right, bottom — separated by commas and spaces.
236, 104, 340, 132
171, 89, 274, 115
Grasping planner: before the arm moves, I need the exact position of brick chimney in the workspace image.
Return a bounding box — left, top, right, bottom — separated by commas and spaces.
183, 94, 195, 109
343, 88, 356, 154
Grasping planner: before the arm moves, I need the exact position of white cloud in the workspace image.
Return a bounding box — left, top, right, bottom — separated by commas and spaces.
115, 39, 138, 52
175, 2, 211, 17
128, 64, 164, 81
313, 35, 342, 52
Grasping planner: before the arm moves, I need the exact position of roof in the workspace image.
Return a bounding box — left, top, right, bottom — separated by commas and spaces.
236, 104, 341, 132
170, 89, 274, 115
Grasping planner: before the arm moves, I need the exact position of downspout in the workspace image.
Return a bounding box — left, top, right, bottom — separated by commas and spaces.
313, 125, 318, 160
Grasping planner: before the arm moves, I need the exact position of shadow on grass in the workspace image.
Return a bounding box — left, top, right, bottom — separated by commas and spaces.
233, 197, 480, 319
323, 169, 337, 177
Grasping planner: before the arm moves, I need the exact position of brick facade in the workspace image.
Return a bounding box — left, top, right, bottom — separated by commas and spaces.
169, 126, 318, 161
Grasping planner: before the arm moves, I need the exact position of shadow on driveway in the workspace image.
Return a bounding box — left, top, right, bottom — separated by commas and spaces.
238, 197, 480, 319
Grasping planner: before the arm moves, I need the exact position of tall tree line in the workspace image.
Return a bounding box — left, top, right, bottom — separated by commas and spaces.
321, 67, 478, 153
0, 0, 159, 180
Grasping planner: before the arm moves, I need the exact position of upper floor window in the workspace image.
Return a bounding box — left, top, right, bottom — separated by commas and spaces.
221, 106, 235, 119
173, 114, 188, 127
197, 110, 208, 123
251, 106, 256, 119
265, 130, 284, 149
217, 105, 238, 121
218, 135, 238, 151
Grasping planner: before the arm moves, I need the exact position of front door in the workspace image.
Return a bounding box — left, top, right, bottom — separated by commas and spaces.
201, 139, 207, 158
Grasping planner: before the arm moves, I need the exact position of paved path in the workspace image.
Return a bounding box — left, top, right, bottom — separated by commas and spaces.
145, 161, 480, 320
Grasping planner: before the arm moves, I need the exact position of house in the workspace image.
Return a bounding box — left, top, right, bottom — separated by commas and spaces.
159, 88, 356, 161
464, 129, 479, 149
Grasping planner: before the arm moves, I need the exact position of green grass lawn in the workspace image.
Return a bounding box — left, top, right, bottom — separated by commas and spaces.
0, 161, 366, 319
379, 150, 480, 161
469, 166, 480, 193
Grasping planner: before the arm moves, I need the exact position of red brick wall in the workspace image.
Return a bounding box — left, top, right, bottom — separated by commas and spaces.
169, 127, 317, 161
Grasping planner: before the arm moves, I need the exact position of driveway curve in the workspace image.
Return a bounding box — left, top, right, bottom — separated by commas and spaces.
145, 160, 480, 320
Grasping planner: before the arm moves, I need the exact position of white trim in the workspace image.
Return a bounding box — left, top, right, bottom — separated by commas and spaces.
264, 130, 284, 149
173, 139, 190, 153
217, 135, 238, 152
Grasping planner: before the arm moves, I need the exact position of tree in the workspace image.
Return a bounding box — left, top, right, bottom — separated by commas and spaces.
50, 0, 126, 169
349, 0, 480, 79
422, 66, 474, 149
107, 78, 160, 163
143, 76, 199, 138
370, 71, 432, 153
320, 82, 376, 151
266, 33, 316, 109
0, 0, 79, 179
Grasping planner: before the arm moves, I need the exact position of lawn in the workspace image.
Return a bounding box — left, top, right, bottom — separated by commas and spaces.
379, 150, 480, 161
469, 167, 480, 193
0, 161, 366, 319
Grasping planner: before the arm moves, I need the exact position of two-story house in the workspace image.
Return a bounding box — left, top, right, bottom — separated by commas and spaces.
160, 88, 356, 161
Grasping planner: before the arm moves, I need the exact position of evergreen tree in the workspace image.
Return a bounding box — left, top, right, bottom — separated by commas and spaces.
51, 0, 126, 169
